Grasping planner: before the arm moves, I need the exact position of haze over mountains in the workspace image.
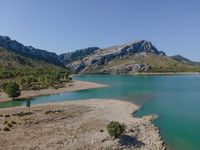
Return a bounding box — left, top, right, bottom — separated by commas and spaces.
0, 35, 199, 74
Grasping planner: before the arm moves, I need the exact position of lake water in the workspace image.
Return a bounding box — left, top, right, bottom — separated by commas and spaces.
0, 74, 200, 150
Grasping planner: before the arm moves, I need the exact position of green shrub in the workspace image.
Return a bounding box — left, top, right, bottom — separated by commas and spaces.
3, 126, 10, 131
3, 120, 8, 124
11, 120, 17, 124
5, 82, 21, 98
107, 121, 126, 139
7, 123, 13, 128
4, 114, 10, 117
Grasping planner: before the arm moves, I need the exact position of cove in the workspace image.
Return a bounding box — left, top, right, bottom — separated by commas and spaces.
0, 74, 200, 150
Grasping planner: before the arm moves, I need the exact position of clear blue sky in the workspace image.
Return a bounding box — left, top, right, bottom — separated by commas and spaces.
0, 0, 199, 61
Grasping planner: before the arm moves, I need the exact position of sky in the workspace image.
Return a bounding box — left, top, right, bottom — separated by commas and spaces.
0, 0, 199, 61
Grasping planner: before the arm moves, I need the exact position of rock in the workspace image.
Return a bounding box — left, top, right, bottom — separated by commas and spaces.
101, 139, 106, 143
59, 47, 100, 65
142, 114, 159, 121
104, 63, 151, 74
128, 128, 134, 132
61, 40, 166, 73
99, 129, 104, 132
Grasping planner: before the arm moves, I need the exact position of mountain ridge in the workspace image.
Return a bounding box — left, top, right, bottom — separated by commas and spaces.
0, 35, 199, 74
60, 40, 200, 74
0, 36, 62, 66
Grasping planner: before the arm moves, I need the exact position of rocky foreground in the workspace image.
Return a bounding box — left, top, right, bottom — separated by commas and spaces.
0, 99, 166, 150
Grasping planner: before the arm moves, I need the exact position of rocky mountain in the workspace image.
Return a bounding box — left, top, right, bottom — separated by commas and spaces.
59, 47, 100, 64
0, 35, 199, 74
0, 47, 51, 68
0, 36, 62, 66
60, 40, 200, 74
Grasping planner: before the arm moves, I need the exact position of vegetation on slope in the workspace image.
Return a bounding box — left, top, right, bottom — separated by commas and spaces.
0, 36, 62, 66
107, 53, 200, 73
0, 48, 71, 92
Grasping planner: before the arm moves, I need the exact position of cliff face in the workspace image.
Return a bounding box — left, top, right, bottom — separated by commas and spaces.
59, 47, 100, 64
60, 40, 200, 74
59, 40, 167, 73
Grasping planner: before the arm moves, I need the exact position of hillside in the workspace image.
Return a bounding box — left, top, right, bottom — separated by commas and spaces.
0, 36, 62, 66
0, 47, 47, 68
60, 40, 200, 74
0, 47, 69, 79
0, 46, 70, 92
0, 35, 199, 75
171, 55, 200, 66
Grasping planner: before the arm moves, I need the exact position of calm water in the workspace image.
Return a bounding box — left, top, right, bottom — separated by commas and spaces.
0, 74, 200, 150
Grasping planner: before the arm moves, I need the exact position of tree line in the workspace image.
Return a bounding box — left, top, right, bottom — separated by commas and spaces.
0, 66, 71, 99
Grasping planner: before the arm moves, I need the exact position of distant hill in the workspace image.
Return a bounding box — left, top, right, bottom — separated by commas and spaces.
171, 55, 200, 66
60, 40, 200, 74
0, 36, 62, 66
0, 36, 69, 80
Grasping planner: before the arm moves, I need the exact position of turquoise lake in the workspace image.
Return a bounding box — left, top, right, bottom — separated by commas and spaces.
0, 74, 200, 150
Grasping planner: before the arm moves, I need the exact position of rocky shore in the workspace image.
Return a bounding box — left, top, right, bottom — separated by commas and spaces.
0, 99, 166, 150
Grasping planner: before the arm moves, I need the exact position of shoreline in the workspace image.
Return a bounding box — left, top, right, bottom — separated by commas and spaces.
0, 80, 108, 102
133, 72, 200, 75
0, 99, 166, 150
76, 72, 200, 76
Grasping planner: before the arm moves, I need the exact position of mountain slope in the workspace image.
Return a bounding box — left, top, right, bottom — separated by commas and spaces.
60, 40, 200, 74
0, 47, 69, 80
59, 47, 100, 65
171, 55, 200, 66
0, 47, 45, 68
0, 36, 62, 66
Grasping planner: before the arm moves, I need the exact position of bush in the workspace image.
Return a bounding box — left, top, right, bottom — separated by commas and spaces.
107, 121, 126, 139
3, 120, 8, 124
7, 122, 13, 128
4, 114, 10, 117
11, 120, 17, 124
5, 82, 21, 98
3, 126, 10, 131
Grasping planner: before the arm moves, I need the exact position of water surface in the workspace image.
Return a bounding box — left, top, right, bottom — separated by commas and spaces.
0, 74, 200, 150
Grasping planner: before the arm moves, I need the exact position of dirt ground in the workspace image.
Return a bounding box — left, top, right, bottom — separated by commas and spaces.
0, 99, 166, 150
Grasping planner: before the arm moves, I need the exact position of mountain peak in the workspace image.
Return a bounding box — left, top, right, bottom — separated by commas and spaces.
0, 35, 11, 41
121, 40, 166, 56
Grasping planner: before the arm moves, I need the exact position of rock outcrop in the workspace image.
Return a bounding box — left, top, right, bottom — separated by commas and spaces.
60, 40, 166, 73
59, 47, 100, 64
1, 35, 199, 73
